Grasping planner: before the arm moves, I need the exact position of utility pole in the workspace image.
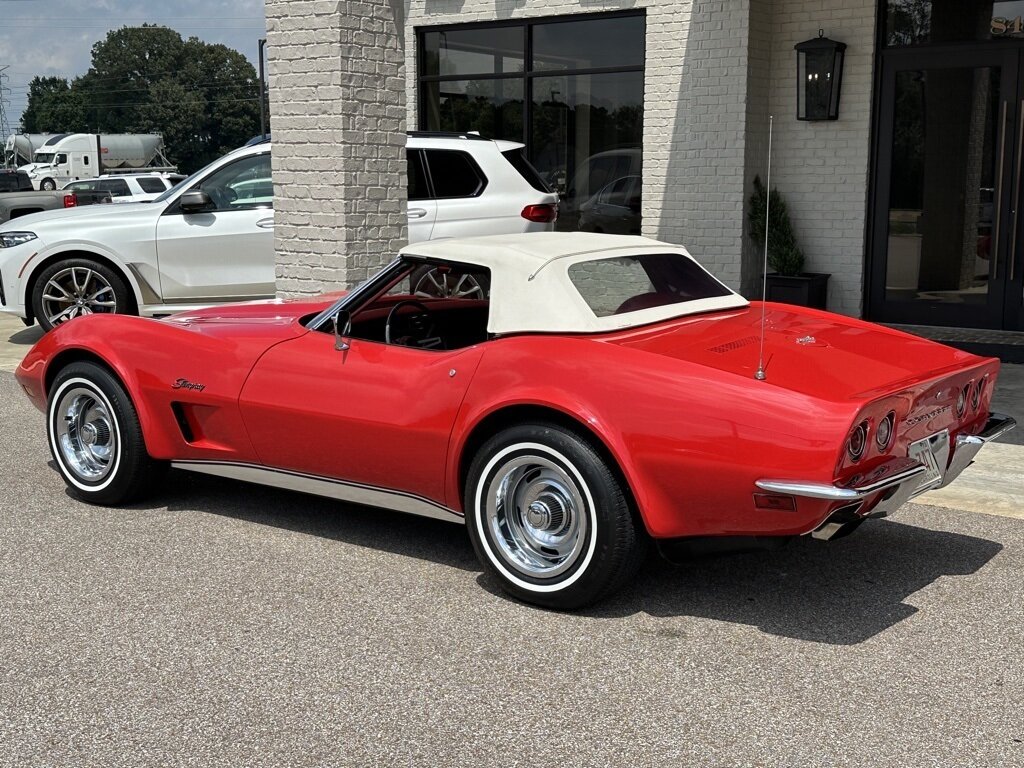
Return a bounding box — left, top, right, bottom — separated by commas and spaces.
258, 39, 267, 138
0, 66, 10, 141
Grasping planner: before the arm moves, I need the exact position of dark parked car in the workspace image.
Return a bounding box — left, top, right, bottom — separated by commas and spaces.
579, 175, 642, 235
0, 170, 34, 192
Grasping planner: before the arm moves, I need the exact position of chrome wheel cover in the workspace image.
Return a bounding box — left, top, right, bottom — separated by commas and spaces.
54, 386, 117, 482
41, 266, 117, 327
414, 269, 485, 299
485, 454, 589, 579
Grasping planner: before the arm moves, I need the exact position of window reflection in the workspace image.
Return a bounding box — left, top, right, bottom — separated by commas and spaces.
532, 16, 645, 71
885, 67, 997, 303
885, 0, 1024, 46
424, 79, 524, 142
419, 13, 645, 234
531, 72, 643, 232
421, 27, 524, 77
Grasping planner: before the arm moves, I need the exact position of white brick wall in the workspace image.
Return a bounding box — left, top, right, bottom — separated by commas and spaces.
265, 0, 407, 295
760, 0, 877, 316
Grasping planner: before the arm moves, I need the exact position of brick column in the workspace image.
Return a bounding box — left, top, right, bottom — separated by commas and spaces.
265, 0, 407, 295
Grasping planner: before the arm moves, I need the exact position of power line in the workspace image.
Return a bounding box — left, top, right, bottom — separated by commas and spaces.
81, 96, 260, 109
6, 65, 264, 88
4, 78, 257, 95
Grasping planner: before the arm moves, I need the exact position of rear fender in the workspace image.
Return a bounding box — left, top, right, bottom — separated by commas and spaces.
449, 337, 859, 539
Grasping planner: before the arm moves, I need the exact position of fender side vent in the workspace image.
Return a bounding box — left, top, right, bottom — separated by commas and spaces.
170, 402, 195, 443
709, 335, 759, 354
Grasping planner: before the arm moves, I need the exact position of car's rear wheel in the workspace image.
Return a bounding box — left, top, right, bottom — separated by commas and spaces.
32, 258, 131, 331
465, 423, 647, 610
47, 362, 165, 505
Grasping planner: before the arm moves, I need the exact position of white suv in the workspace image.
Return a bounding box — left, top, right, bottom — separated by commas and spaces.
61, 173, 186, 203
0, 133, 556, 330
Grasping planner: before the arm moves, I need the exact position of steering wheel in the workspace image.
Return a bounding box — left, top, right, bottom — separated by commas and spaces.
385, 299, 441, 348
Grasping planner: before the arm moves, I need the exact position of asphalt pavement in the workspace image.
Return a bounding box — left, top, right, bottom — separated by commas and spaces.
0, 315, 1023, 765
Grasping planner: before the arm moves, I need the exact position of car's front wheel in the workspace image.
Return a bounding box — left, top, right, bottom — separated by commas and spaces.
32, 258, 131, 331
47, 362, 165, 505
39, 178, 56, 191
465, 423, 647, 610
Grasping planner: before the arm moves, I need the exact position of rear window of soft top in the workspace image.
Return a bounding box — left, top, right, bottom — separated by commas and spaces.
568, 253, 733, 317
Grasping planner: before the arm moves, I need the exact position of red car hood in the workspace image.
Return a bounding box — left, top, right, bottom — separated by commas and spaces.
605, 302, 990, 401
163, 296, 340, 334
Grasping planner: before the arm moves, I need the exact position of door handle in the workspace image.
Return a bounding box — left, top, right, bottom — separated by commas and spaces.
993, 100, 1008, 281
408, 208, 428, 219
256, 217, 274, 229
1010, 100, 1024, 281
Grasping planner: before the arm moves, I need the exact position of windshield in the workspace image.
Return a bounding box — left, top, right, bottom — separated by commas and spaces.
34, 152, 55, 164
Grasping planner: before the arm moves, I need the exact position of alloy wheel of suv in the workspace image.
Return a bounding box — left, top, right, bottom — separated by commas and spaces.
412, 266, 488, 299
32, 258, 131, 331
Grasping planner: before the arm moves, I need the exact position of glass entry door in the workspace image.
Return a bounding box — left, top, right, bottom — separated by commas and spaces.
869, 46, 1024, 330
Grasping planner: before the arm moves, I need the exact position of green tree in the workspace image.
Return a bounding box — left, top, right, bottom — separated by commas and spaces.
31, 24, 263, 173
76, 25, 188, 131
21, 76, 89, 132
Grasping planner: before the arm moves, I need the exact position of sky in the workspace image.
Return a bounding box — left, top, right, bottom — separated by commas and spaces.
0, 0, 268, 132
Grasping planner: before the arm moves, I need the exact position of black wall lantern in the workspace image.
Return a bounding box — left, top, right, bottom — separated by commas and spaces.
795, 30, 846, 121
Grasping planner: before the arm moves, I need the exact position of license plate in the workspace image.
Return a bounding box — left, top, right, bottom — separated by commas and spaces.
908, 430, 949, 493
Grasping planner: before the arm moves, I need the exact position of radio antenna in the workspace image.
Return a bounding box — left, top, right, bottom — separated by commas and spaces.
754, 115, 773, 382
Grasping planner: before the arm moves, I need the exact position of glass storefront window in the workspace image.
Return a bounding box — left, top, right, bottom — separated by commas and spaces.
421, 27, 524, 77
423, 79, 524, 142
885, 66, 998, 304
419, 12, 644, 234
531, 72, 643, 232
886, 0, 1024, 46
532, 16, 645, 71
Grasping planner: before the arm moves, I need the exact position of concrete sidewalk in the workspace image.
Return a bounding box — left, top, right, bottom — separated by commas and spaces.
0, 312, 41, 372
2, 310, 1020, 517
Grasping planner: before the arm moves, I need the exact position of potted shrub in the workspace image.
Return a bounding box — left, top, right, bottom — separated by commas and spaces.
747, 175, 829, 309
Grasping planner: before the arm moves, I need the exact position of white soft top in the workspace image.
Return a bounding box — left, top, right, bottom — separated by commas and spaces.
399, 232, 749, 335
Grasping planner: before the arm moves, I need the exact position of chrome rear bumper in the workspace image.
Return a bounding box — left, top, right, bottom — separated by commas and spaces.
756, 413, 1016, 540
938, 412, 1016, 489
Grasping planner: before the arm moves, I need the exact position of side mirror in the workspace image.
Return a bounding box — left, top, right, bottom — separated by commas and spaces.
179, 189, 213, 213
333, 309, 352, 351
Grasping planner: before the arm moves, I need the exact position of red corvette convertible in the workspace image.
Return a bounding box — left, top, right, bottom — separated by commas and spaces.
15, 233, 1016, 609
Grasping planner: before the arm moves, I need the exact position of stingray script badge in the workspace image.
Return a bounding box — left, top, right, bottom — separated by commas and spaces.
171, 378, 206, 392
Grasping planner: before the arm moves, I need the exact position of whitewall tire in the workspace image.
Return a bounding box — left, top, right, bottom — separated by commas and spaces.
465, 423, 647, 610
47, 362, 165, 505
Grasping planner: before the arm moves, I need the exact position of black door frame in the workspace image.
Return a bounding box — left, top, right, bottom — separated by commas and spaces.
867, 41, 1024, 330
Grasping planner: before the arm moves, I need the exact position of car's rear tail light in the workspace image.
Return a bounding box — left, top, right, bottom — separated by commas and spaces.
970, 380, 982, 412
63, 193, 77, 208
521, 203, 558, 223
847, 421, 868, 462
956, 384, 968, 418
876, 411, 895, 451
